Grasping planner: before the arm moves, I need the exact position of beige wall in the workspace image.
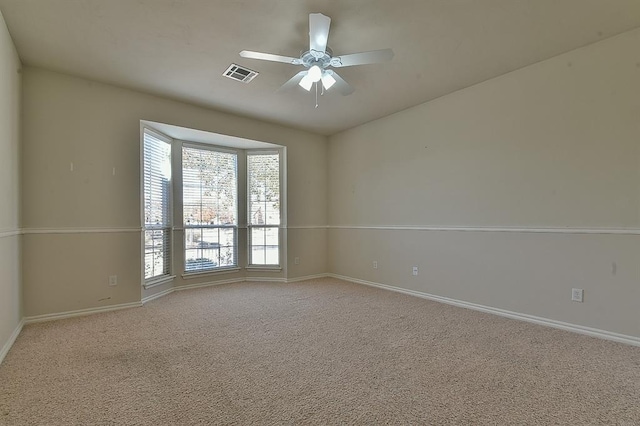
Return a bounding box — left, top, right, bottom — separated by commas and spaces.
0, 10, 21, 354
22, 68, 328, 316
328, 29, 640, 338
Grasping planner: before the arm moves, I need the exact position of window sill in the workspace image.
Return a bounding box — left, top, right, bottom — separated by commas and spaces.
181, 267, 242, 280
245, 266, 282, 272
143, 275, 176, 289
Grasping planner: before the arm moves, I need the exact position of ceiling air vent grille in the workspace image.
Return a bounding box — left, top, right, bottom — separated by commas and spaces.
223, 64, 258, 83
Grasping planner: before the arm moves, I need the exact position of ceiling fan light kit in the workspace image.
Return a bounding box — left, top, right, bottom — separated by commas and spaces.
239, 12, 394, 106
321, 71, 336, 90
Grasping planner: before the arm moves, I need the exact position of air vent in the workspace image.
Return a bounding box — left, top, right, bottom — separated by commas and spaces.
223, 64, 258, 83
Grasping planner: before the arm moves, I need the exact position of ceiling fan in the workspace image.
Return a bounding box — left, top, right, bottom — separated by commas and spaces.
239, 13, 393, 97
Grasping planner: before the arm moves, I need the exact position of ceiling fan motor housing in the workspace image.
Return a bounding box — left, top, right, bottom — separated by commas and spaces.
301, 48, 334, 69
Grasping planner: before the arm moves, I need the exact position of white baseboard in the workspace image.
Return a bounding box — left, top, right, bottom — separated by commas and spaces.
286, 273, 330, 283
245, 274, 330, 283
146, 275, 330, 302
174, 277, 245, 292
0, 319, 24, 366
328, 273, 640, 347
245, 277, 286, 283
24, 302, 143, 324
18, 275, 334, 324
142, 287, 174, 304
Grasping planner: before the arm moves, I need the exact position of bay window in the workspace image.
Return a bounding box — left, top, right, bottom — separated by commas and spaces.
141, 123, 284, 283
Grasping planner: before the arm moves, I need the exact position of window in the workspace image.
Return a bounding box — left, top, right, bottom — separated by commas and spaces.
182, 145, 238, 273
143, 130, 172, 281
140, 123, 286, 279
248, 152, 280, 266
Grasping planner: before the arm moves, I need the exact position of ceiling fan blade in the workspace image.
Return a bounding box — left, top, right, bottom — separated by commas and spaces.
309, 13, 331, 53
329, 71, 354, 96
277, 71, 308, 92
240, 50, 301, 65
331, 49, 394, 67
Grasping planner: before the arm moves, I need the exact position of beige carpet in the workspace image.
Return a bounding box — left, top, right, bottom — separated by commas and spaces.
1, 278, 639, 425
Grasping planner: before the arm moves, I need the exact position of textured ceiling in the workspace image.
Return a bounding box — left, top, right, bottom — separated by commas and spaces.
2, 0, 640, 135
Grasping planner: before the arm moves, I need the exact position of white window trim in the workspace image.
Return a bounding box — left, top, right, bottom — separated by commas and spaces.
143, 275, 176, 289
245, 266, 282, 272
181, 267, 242, 279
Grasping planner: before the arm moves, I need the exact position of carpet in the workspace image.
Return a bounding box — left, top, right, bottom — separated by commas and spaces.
1, 278, 639, 425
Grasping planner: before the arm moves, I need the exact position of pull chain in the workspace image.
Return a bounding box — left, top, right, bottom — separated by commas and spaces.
315, 81, 319, 108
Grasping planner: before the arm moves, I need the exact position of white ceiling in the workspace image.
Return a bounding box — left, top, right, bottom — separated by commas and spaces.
2, 1, 640, 136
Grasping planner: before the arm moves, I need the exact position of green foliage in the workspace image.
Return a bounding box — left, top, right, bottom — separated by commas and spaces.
182, 147, 237, 224
248, 154, 280, 212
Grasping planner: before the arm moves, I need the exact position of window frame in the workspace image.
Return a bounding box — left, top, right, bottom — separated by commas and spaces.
140, 126, 175, 288
181, 142, 240, 276
246, 149, 283, 269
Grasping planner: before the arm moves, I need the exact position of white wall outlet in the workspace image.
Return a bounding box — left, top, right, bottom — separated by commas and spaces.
571, 288, 584, 302
412, 266, 418, 276
109, 275, 118, 286
294, 257, 300, 265
373, 261, 378, 269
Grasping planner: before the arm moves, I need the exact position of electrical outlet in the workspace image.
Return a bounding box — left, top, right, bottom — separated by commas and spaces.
294, 257, 300, 265
109, 275, 118, 286
571, 288, 583, 302
373, 261, 378, 269
412, 266, 418, 276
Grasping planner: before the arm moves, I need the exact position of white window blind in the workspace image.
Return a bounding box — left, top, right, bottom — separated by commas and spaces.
143, 130, 172, 280
182, 145, 238, 272
248, 152, 280, 266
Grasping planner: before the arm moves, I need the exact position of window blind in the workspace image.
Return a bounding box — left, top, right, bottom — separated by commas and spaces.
182, 145, 238, 272
143, 131, 172, 280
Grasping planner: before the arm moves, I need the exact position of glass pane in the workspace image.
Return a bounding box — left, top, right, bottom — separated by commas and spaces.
185, 248, 217, 272
144, 253, 154, 279
184, 228, 203, 251
144, 229, 170, 279
251, 227, 265, 246
252, 246, 266, 265
250, 226, 279, 266
265, 227, 279, 265
219, 228, 237, 267
183, 146, 237, 226
184, 226, 236, 272
143, 132, 171, 227
264, 200, 280, 226
220, 245, 236, 268
248, 154, 280, 226
185, 227, 215, 272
